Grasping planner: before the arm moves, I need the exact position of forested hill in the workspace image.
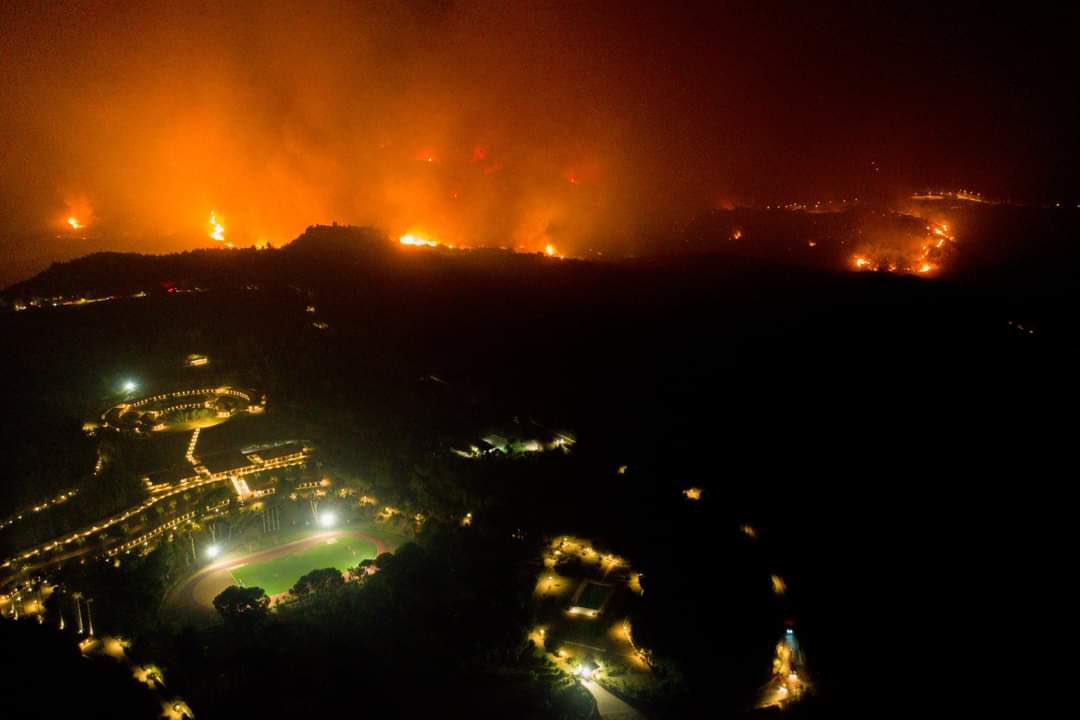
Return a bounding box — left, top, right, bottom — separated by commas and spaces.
6, 203, 1080, 307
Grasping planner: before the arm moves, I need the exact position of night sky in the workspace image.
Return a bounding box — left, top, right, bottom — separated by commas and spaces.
1, 1, 1077, 282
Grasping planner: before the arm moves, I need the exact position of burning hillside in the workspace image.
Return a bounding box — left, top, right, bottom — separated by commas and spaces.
673, 207, 962, 276
851, 220, 956, 275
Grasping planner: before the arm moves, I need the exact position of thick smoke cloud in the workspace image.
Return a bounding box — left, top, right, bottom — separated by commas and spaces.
1, 1, 1076, 282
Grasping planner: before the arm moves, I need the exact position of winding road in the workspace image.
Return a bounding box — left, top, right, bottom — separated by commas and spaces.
583, 680, 647, 720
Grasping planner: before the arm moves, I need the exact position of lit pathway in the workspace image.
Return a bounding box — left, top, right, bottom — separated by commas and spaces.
549, 652, 648, 720
185, 428, 200, 464
582, 680, 647, 720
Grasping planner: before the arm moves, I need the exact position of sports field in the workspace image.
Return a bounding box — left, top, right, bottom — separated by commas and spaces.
230, 535, 377, 596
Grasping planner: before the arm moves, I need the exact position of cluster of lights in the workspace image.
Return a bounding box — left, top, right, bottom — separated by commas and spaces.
547, 536, 626, 570
0, 489, 79, 531
759, 627, 809, 709
105, 386, 258, 435
6, 416, 308, 569
911, 189, 989, 204
764, 197, 861, 211
185, 428, 201, 464
107, 511, 197, 557
4, 438, 310, 568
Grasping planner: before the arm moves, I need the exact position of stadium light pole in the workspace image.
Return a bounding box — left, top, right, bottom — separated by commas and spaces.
72, 592, 84, 634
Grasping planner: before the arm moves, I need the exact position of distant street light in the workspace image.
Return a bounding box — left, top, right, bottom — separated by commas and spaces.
319, 512, 337, 528
205, 544, 221, 559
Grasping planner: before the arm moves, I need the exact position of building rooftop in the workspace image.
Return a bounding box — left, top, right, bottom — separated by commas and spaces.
145, 466, 201, 486
200, 450, 256, 475
247, 442, 307, 462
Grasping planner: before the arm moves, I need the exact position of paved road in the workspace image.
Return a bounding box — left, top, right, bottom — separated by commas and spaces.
583, 680, 647, 720
550, 653, 647, 720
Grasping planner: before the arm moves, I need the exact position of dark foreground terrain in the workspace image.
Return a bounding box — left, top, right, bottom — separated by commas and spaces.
1, 209, 1075, 718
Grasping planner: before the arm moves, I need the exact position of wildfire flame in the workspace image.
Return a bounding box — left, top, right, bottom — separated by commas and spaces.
61, 196, 93, 231
851, 220, 953, 275
545, 244, 557, 257
400, 232, 438, 248
208, 211, 228, 245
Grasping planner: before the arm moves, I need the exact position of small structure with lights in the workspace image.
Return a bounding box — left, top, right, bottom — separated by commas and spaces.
758, 622, 810, 709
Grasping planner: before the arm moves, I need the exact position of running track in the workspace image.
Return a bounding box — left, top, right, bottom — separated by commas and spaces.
161, 530, 389, 626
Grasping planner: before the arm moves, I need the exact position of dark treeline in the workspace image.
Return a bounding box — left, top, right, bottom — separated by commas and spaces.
182, 527, 595, 719
5, 204, 1080, 305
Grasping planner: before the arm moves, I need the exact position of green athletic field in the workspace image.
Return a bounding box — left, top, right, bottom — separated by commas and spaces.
230, 536, 377, 596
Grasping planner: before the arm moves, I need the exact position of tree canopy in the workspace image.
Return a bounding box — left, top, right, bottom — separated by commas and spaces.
213, 585, 269, 624
290, 567, 344, 598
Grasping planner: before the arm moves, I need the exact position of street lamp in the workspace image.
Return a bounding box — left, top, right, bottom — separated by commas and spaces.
573, 664, 595, 681
319, 512, 337, 528
205, 544, 220, 559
